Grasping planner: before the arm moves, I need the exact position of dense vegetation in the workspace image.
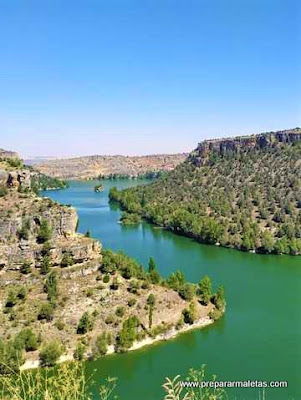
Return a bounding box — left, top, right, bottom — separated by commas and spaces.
110, 141, 301, 255
0, 247, 224, 372
30, 171, 68, 192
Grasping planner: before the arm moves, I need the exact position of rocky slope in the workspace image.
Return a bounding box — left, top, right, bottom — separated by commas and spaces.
33, 153, 188, 180
0, 157, 100, 273
110, 128, 301, 255
0, 150, 223, 371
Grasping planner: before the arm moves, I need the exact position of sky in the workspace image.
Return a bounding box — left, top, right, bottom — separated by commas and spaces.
0, 0, 300, 157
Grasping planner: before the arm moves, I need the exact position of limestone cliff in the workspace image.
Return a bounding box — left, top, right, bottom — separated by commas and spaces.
0, 154, 101, 273
189, 128, 301, 166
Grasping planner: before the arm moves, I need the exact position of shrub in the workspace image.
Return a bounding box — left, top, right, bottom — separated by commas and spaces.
74, 342, 86, 361
115, 306, 125, 317
43, 271, 58, 304
0, 337, 24, 374
16, 329, 38, 352
39, 339, 63, 367
38, 303, 54, 322
105, 314, 115, 325
127, 298, 137, 307
5, 291, 17, 308
93, 333, 109, 358
55, 320, 65, 331
103, 274, 110, 283
61, 251, 74, 268
17, 286, 27, 300
37, 219, 52, 243
20, 261, 31, 275
40, 255, 51, 275
110, 277, 119, 290
182, 301, 197, 325
77, 312, 93, 334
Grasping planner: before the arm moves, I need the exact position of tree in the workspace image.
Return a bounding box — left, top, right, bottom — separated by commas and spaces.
116, 316, 140, 352
39, 340, 63, 367
77, 312, 93, 334
148, 257, 156, 273
37, 219, 52, 244
179, 283, 195, 301
147, 294, 156, 328
40, 255, 51, 275
261, 231, 275, 253
212, 285, 225, 311
93, 333, 108, 358
199, 276, 212, 305
44, 271, 58, 304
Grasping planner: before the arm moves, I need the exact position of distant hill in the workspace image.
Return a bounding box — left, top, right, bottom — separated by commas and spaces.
110, 128, 301, 255
33, 153, 188, 180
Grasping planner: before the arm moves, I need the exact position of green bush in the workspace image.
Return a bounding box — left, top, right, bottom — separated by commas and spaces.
77, 312, 93, 334
37, 219, 52, 244
115, 306, 125, 317
61, 251, 74, 268
20, 261, 31, 275
39, 339, 63, 367
38, 303, 54, 322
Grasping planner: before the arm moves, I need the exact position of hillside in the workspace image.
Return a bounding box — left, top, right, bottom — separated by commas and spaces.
110, 128, 301, 255
33, 153, 187, 180
0, 150, 223, 371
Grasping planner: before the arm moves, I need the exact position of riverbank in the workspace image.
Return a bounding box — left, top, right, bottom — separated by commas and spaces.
20, 316, 214, 371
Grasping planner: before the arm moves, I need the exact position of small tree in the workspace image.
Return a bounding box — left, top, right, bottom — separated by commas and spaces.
44, 271, 58, 304
39, 340, 63, 367
6, 291, 17, 308
147, 293, 156, 328
37, 219, 52, 244
116, 316, 140, 352
93, 333, 108, 358
148, 257, 156, 273
20, 261, 31, 275
77, 312, 93, 334
199, 276, 212, 305
40, 255, 51, 275
61, 251, 74, 268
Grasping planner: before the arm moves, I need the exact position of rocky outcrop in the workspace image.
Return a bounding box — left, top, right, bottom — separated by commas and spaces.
33, 153, 188, 180
0, 161, 101, 273
0, 148, 19, 159
189, 128, 301, 166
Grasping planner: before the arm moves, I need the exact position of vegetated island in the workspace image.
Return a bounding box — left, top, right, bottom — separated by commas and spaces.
0, 150, 225, 373
109, 128, 301, 256
32, 153, 187, 180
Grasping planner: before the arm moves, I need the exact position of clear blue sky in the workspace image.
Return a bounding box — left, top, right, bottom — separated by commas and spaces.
0, 0, 300, 157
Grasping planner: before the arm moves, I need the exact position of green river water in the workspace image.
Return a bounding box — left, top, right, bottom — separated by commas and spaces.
43, 179, 301, 400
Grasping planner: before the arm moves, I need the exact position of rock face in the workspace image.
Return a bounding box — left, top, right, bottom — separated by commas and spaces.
33, 153, 188, 180
0, 159, 101, 272
189, 128, 301, 166
0, 148, 19, 159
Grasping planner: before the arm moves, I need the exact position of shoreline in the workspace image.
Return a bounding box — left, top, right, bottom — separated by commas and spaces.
20, 316, 213, 371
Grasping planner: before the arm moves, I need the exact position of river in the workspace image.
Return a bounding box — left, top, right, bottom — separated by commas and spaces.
43, 179, 301, 400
